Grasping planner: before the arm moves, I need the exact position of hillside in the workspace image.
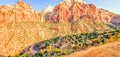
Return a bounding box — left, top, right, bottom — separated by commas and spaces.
67, 42, 120, 57
11, 30, 120, 57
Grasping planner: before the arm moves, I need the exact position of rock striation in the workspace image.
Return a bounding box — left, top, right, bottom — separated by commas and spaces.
44, 0, 116, 23
0, 0, 40, 23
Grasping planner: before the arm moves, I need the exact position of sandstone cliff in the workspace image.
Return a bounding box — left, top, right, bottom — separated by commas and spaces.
0, 0, 40, 23
44, 1, 116, 23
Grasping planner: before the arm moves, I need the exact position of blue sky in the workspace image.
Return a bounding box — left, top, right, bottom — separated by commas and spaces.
0, 0, 120, 14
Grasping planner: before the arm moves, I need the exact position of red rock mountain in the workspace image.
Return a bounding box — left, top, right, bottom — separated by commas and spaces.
0, 0, 119, 24
44, 0, 117, 23
0, 1, 41, 56
0, 0, 40, 24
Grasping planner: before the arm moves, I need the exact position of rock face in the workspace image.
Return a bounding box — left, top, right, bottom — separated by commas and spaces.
44, 1, 116, 23
0, 0, 40, 23
111, 15, 120, 25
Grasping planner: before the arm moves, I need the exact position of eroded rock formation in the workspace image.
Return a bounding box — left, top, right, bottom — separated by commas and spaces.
44, 1, 116, 23
0, 0, 40, 23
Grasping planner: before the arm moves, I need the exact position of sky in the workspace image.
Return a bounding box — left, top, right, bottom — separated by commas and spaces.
0, 0, 120, 14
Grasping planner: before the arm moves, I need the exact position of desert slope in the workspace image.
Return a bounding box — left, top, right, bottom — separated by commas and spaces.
67, 41, 120, 57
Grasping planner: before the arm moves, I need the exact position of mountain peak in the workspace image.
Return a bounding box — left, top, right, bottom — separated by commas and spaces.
44, 5, 54, 12
63, 0, 85, 4
15, 0, 31, 9
18, 0, 23, 2
44, 0, 116, 23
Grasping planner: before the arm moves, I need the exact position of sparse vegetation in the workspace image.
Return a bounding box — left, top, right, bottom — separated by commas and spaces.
11, 29, 120, 57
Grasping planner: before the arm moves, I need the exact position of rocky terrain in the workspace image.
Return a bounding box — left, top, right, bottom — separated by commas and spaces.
44, 0, 116, 23
0, 0, 40, 23
0, 0, 120, 56
0, 0, 41, 56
